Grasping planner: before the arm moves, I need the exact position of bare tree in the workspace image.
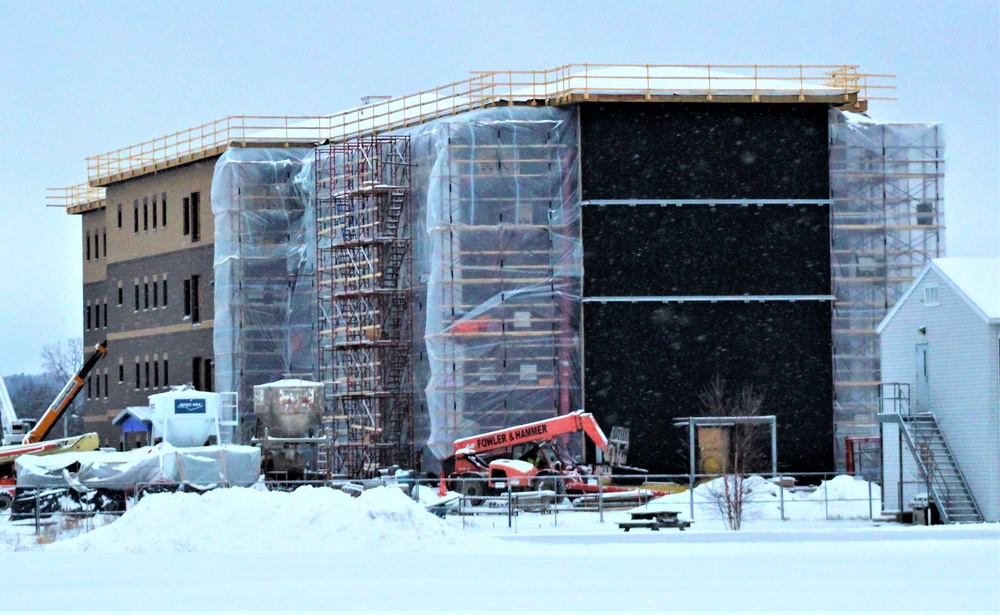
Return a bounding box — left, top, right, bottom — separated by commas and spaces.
42, 338, 83, 383
698, 375, 767, 530
41, 338, 84, 437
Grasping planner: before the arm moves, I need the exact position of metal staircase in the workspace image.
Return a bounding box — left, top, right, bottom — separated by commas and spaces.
900, 414, 982, 523
879, 389, 983, 524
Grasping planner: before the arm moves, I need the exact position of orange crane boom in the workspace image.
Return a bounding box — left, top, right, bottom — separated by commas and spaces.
22, 340, 107, 444
452, 410, 609, 457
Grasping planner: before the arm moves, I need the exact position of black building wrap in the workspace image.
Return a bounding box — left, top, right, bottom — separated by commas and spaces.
579, 102, 834, 474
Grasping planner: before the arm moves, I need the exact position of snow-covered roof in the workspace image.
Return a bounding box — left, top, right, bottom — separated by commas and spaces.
933, 257, 1000, 319
255, 379, 323, 388
246, 65, 844, 142
112, 406, 153, 426
877, 257, 1000, 332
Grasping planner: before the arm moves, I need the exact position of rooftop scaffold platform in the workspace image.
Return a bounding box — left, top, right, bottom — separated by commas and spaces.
829, 111, 944, 463
316, 136, 415, 478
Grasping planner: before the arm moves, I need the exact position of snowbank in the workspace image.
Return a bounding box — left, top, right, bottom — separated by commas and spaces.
634, 474, 881, 523
46, 486, 483, 553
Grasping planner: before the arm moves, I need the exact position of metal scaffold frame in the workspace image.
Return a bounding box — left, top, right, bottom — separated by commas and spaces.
830, 114, 944, 465
316, 136, 414, 478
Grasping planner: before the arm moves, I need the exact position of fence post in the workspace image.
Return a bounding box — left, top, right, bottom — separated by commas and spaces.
868, 480, 873, 520
598, 480, 604, 523
824, 476, 830, 520
689, 477, 695, 520
507, 481, 513, 529
779, 474, 785, 521
34, 491, 40, 536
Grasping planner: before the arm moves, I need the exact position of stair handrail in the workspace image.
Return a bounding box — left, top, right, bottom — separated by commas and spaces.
924, 412, 984, 522
882, 412, 952, 523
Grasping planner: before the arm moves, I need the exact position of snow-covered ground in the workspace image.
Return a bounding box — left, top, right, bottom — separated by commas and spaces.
1, 479, 997, 613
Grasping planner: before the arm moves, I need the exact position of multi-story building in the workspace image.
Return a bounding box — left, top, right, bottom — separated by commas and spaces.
69, 159, 217, 448
54, 65, 942, 473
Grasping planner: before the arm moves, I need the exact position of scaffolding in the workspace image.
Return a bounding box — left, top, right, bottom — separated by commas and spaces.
829, 110, 944, 464
411, 107, 583, 461
316, 136, 414, 477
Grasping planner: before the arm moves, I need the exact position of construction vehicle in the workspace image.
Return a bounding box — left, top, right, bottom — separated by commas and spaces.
0, 341, 107, 512
441, 410, 632, 501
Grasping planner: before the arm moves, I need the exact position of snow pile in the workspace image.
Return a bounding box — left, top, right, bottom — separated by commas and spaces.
635, 474, 881, 523
47, 486, 482, 553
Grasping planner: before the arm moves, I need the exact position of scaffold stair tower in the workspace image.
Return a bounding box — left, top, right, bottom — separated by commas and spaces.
316, 136, 414, 478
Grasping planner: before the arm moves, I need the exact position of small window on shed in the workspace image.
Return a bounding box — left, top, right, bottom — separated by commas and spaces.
923, 284, 940, 307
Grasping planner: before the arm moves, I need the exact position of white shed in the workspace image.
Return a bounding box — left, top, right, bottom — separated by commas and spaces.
876, 257, 999, 522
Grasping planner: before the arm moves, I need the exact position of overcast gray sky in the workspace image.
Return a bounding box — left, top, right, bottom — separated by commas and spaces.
0, 0, 996, 375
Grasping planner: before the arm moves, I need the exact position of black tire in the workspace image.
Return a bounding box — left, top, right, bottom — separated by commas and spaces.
535, 474, 565, 495
0, 493, 11, 513
459, 479, 485, 506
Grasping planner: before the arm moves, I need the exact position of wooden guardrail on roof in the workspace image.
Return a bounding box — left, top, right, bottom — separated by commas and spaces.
60, 64, 894, 199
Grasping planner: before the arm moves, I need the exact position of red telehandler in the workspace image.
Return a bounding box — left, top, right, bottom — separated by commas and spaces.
441, 410, 638, 501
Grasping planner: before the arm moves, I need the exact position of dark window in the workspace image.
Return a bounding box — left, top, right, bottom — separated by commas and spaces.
204, 359, 213, 392
191, 275, 200, 323
163, 279, 168, 306
133, 200, 139, 233
190, 192, 201, 242
182, 197, 190, 236
103, 373, 108, 398
118, 286, 123, 306
117, 204, 122, 229
85, 231, 91, 260
192, 357, 203, 391
102, 228, 107, 257
143, 197, 149, 232
92, 232, 98, 260
144, 361, 150, 389
183, 279, 191, 317
87, 375, 92, 400
154, 361, 160, 388
85, 305, 91, 330
152, 196, 158, 230
119, 364, 124, 383
144, 283, 149, 310
135, 362, 140, 389
102, 302, 108, 328
161, 192, 167, 227
94, 373, 99, 399
134, 284, 139, 311
163, 360, 169, 387
153, 282, 158, 308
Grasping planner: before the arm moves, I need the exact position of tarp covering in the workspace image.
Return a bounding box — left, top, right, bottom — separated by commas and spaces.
403, 106, 582, 459
212, 148, 316, 439
15, 444, 261, 489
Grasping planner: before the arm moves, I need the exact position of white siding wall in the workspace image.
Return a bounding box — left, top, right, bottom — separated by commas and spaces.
880, 269, 1000, 521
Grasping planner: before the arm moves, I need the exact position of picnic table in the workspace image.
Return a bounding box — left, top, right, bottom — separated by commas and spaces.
618, 509, 692, 532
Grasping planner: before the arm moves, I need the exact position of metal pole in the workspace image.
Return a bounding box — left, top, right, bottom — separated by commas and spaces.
824, 475, 829, 520
773, 417, 783, 520
34, 491, 40, 535
598, 479, 604, 523
689, 420, 696, 519
507, 481, 513, 529
898, 427, 904, 518
868, 480, 873, 520
779, 476, 785, 521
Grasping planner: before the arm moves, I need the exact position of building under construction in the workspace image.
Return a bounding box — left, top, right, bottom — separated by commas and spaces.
54, 64, 942, 475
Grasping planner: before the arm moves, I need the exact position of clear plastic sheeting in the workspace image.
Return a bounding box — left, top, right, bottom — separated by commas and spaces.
212, 148, 316, 438
829, 110, 944, 466
405, 107, 583, 459
15, 444, 262, 489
